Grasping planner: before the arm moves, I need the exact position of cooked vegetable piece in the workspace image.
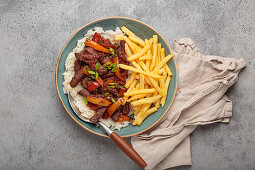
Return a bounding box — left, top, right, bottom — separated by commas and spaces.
87, 81, 101, 92
107, 98, 125, 117
85, 39, 111, 54
87, 96, 112, 106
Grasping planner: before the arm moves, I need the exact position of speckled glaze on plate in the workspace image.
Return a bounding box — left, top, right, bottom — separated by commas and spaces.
56, 17, 178, 138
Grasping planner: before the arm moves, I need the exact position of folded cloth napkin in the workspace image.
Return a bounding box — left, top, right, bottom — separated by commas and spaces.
131, 38, 246, 170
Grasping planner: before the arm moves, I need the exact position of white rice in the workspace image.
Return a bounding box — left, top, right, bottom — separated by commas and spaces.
63, 27, 130, 131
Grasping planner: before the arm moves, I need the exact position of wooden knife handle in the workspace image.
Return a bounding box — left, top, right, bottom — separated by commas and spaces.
110, 132, 147, 168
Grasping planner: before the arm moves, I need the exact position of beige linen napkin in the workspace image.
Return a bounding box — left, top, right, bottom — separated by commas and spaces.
131, 38, 246, 170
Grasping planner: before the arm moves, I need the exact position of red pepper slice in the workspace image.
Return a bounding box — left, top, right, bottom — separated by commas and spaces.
102, 112, 108, 119
114, 57, 125, 81
107, 98, 124, 117
119, 87, 126, 97
117, 114, 130, 122
104, 79, 113, 87
87, 81, 100, 92
96, 76, 104, 86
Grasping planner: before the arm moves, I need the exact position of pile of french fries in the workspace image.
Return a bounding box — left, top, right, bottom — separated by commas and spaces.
115, 26, 173, 126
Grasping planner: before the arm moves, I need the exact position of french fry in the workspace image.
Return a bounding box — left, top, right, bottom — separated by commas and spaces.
125, 43, 133, 57
150, 35, 158, 71
129, 79, 138, 90
139, 55, 151, 60
131, 95, 161, 106
161, 48, 165, 61
157, 43, 161, 63
140, 74, 144, 89
131, 61, 142, 70
137, 107, 157, 125
135, 75, 140, 79
121, 26, 135, 36
124, 88, 156, 97
124, 36, 141, 53
125, 72, 136, 88
164, 64, 173, 76
157, 54, 174, 69
119, 64, 163, 79
129, 35, 145, 47
161, 76, 171, 107
158, 68, 165, 74
127, 94, 147, 102
127, 38, 153, 61
114, 35, 124, 40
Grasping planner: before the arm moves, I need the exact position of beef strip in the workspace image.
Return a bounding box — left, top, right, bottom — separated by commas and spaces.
74, 59, 82, 72
70, 69, 84, 88
101, 55, 113, 64
75, 53, 99, 66
81, 77, 93, 89
100, 72, 115, 79
78, 89, 90, 97
89, 107, 107, 123
122, 103, 130, 115
111, 109, 121, 121
98, 65, 108, 75
101, 87, 118, 96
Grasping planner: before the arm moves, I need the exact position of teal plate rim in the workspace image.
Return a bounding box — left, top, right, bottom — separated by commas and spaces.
55, 16, 178, 138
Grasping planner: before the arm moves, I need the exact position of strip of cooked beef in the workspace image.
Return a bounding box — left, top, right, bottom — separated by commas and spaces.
78, 89, 90, 97
101, 87, 118, 96
92, 32, 118, 50
101, 55, 114, 64
98, 65, 108, 75
81, 77, 93, 89
90, 88, 99, 94
111, 109, 121, 121
93, 94, 105, 98
70, 69, 84, 88
100, 72, 115, 79
89, 107, 107, 123
74, 59, 82, 72
122, 103, 130, 115
87, 102, 103, 111
75, 53, 99, 65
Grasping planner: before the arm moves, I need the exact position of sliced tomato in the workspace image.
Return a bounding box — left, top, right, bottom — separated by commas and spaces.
96, 76, 104, 86
117, 114, 130, 122
114, 57, 125, 81
119, 87, 126, 97
107, 98, 124, 117
87, 81, 100, 92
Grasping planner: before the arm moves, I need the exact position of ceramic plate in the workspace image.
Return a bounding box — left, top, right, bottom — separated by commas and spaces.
56, 17, 178, 138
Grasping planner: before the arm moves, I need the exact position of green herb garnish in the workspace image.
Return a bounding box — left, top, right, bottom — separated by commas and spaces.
103, 93, 109, 95
95, 62, 100, 70
88, 70, 96, 75
111, 67, 117, 72
111, 98, 115, 102
107, 86, 115, 89
109, 48, 115, 55
95, 72, 99, 79
83, 97, 88, 105
108, 83, 116, 85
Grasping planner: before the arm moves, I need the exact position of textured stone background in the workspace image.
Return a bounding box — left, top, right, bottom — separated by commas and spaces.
0, 0, 254, 169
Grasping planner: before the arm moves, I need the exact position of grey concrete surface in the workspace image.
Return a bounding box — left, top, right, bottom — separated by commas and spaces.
0, 0, 254, 169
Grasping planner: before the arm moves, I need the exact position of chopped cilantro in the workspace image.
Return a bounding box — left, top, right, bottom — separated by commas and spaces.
111, 98, 115, 102
95, 72, 99, 79
88, 70, 96, 75
95, 62, 100, 70
109, 48, 115, 55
